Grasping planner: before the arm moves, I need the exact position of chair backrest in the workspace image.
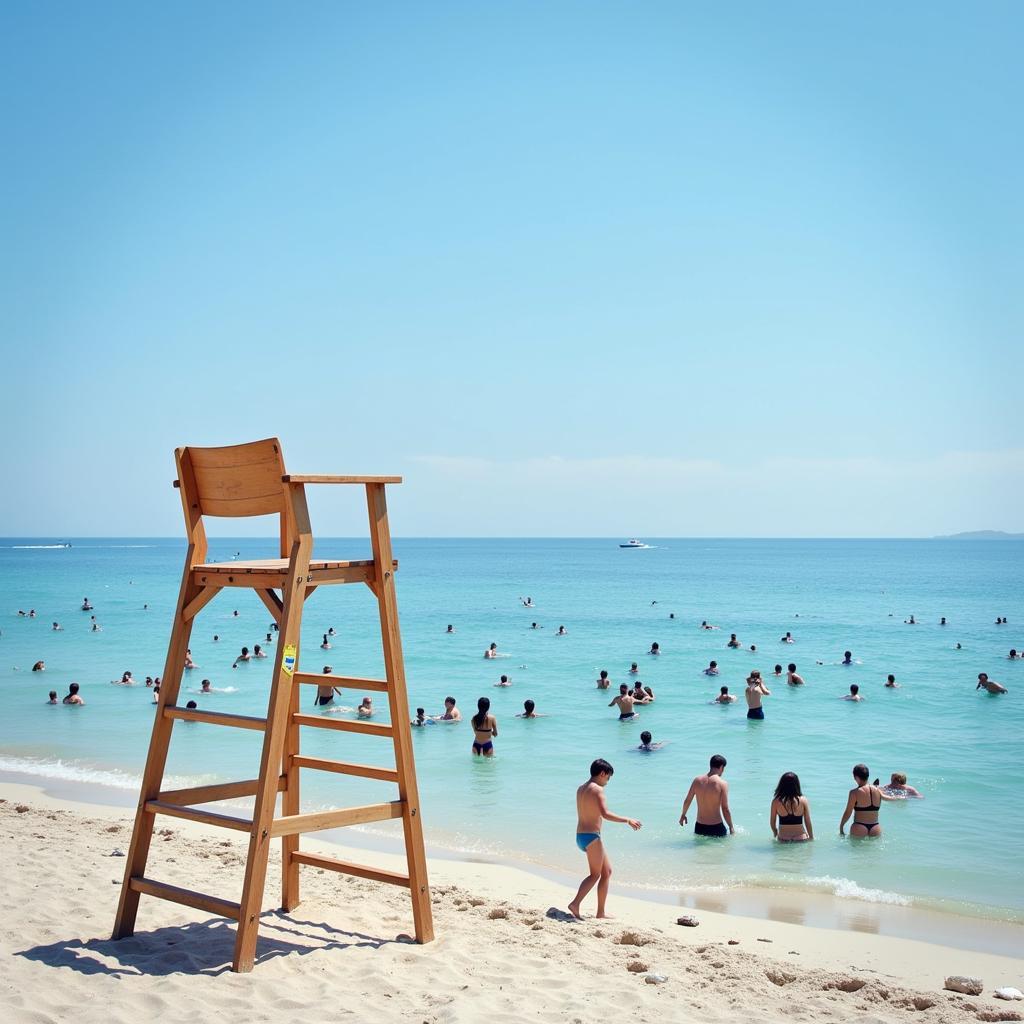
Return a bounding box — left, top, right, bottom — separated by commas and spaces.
177, 438, 287, 519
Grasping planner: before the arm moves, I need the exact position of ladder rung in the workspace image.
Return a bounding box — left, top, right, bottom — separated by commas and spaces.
270, 800, 404, 837
159, 776, 286, 806
291, 754, 398, 783
146, 800, 253, 832
165, 706, 267, 731
291, 850, 410, 887
292, 713, 394, 738
130, 876, 241, 920
293, 672, 389, 692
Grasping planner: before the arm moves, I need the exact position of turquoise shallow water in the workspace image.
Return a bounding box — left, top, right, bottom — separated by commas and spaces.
1, 537, 1022, 921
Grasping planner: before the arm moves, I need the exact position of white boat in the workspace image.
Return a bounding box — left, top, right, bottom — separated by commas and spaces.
619, 538, 650, 549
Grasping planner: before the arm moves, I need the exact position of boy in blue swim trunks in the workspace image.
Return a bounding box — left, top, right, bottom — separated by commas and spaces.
569, 758, 642, 920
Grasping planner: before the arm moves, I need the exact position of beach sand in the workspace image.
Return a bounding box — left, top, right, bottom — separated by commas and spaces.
2, 783, 1021, 1023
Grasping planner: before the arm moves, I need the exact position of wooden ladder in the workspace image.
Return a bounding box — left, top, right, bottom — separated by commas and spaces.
111, 439, 433, 972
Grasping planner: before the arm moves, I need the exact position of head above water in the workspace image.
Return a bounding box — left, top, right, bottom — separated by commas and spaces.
599, 670, 608, 679
850, 683, 859, 694
720, 686, 729, 695
890, 772, 908, 786
523, 699, 535, 714
640, 730, 652, 744
445, 696, 456, 707
788, 663, 797, 672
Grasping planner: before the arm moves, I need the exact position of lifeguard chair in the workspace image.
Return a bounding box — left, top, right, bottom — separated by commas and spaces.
112, 439, 433, 972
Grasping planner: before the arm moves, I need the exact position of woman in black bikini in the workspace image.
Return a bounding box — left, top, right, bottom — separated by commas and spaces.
770, 771, 813, 842
471, 697, 497, 757
839, 763, 894, 838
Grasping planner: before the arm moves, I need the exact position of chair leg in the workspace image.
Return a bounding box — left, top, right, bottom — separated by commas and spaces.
112, 567, 199, 938
233, 543, 310, 972
280, 643, 302, 912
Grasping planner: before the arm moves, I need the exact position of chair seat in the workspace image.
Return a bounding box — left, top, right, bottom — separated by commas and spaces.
198, 559, 375, 573
192, 557, 397, 588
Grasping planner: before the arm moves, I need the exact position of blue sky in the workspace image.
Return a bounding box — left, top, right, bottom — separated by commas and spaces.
1, 1, 1020, 536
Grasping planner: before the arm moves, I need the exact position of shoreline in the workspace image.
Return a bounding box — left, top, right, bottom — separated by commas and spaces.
3, 771, 1021, 964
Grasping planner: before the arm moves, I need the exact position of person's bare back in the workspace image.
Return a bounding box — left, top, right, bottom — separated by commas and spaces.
576, 780, 605, 834
679, 755, 733, 837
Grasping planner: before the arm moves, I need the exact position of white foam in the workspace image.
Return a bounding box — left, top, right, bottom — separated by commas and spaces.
805, 875, 911, 906
0, 755, 210, 793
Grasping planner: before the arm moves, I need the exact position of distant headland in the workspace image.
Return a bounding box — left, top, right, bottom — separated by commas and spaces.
935, 530, 1024, 540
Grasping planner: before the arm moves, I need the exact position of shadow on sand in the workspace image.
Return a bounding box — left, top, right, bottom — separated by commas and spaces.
16, 910, 407, 977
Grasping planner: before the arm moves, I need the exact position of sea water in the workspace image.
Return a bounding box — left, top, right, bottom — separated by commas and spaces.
1, 537, 1021, 923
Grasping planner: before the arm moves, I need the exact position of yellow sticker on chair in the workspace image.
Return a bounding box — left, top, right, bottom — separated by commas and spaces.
282, 643, 297, 676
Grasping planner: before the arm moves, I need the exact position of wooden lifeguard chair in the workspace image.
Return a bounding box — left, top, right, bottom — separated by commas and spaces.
112, 438, 433, 972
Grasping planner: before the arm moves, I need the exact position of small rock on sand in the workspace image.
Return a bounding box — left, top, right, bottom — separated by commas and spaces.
676, 916, 699, 927
994, 989, 1024, 1001
944, 976, 984, 996
644, 973, 668, 985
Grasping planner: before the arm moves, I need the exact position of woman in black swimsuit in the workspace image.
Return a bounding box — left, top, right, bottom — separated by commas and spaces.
839, 763, 894, 838
471, 697, 497, 757
770, 771, 813, 842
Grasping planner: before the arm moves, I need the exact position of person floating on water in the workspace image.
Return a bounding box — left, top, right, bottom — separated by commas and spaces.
840, 763, 896, 837
630, 680, 654, 702
703, 660, 719, 676
712, 686, 736, 704
628, 662, 639, 675
745, 672, 770, 719
411, 708, 431, 727
82, 598, 93, 610
679, 754, 733, 837
569, 758, 641, 920
727, 634, 741, 648
471, 697, 497, 756
232, 646, 249, 667
494, 674, 512, 687
517, 699, 544, 718
637, 730, 664, 751
253, 644, 266, 658
556, 625, 567, 636
841, 683, 864, 701
320, 634, 331, 649
877, 772, 924, 798
885, 674, 900, 688
770, 771, 813, 842
31, 661, 44, 672
976, 673, 1007, 694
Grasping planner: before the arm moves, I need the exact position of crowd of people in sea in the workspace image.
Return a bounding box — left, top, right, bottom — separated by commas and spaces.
6, 589, 1019, 920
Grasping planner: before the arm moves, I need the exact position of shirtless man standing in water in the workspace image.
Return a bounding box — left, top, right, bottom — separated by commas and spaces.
679, 754, 734, 837
569, 759, 641, 920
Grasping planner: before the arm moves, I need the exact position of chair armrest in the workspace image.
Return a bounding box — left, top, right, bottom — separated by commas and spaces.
282, 475, 402, 484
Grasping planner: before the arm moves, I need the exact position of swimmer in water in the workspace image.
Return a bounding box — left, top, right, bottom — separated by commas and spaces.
253, 644, 266, 658
436, 696, 461, 722
569, 758, 642, 920
841, 683, 864, 701
52, 622, 62, 631
517, 699, 544, 718
630, 680, 654, 702
679, 754, 733, 837
200, 678, 213, 693
637, 730, 664, 751
315, 666, 342, 706
446, 624, 455, 633
700, 621, 719, 630
31, 661, 45, 672
494, 674, 512, 687
232, 647, 250, 667
357, 697, 374, 717
46, 690, 58, 704
471, 697, 497, 756
628, 662, 639, 675
840, 763, 895, 837
842, 650, 854, 665
556, 625, 567, 636
955, 643, 962, 650
649, 642, 660, 655
749, 644, 757, 653
773, 664, 783, 677
596, 670, 611, 689
328, 627, 335, 636
727, 634, 741, 648
62, 682, 84, 705
609, 684, 642, 720
411, 707, 429, 727
770, 771, 813, 843
82, 598, 93, 610
184, 650, 196, 669
877, 772, 923, 799
787, 663, 805, 686
745, 672, 770, 719
484, 643, 498, 659
703, 660, 719, 676
885, 674, 900, 688
940, 617, 947, 625
712, 686, 736, 704
905, 615, 916, 624
531, 622, 542, 629
522, 596, 534, 608
321, 634, 331, 649
780, 632, 794, 643
1008, 650, 1018, 660
976, 673, 1007, 694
